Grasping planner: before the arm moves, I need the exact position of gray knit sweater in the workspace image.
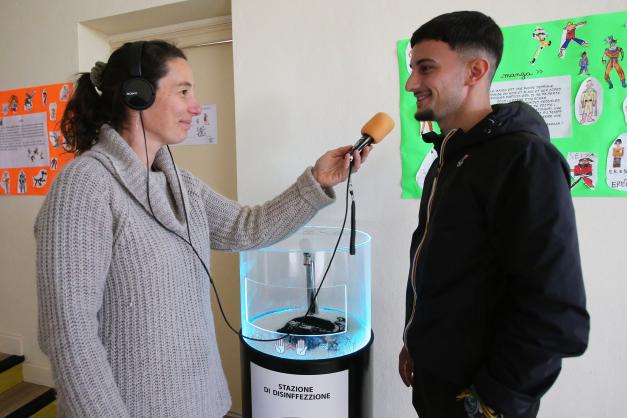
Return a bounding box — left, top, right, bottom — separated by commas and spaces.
35, 125, 335, 417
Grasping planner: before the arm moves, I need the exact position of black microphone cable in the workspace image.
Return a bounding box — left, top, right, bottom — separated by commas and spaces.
140, 111, 355, 342
304, 160, 354, 316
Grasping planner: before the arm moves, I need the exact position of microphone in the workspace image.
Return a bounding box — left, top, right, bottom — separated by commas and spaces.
348, 112, 394, 255
351, 112, 395, 154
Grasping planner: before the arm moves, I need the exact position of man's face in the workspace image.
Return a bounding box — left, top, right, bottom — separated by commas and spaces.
405, 40, 468, 124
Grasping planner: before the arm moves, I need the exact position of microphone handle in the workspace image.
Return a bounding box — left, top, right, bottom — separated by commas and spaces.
352, 135, 374, 154
350, 200, 356, 255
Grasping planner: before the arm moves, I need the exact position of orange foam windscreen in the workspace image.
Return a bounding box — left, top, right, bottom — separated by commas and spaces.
360, 112, 395, 143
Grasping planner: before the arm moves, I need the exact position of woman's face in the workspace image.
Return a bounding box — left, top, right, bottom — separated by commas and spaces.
141, 57, 201, 146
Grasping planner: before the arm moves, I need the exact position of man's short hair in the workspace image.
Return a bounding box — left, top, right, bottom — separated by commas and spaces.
410, 11, 504, 79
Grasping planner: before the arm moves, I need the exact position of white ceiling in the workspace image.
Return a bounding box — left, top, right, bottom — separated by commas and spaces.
82, 0, 231, 35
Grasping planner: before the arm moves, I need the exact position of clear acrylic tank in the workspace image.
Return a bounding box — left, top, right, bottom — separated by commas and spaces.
240, 226, 371, 360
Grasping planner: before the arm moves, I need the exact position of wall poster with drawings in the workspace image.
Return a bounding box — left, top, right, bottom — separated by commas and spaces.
397, 10, 627, 198
0, 82, 74, 196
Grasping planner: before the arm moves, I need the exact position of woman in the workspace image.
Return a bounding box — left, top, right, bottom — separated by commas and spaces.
35, 40, 369, 417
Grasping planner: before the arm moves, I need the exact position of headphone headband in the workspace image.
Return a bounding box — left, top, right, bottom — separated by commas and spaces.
122, 41, 155, 111
129, 41, 144, 78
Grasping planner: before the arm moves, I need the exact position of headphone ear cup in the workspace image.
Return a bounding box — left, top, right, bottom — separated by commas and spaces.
122, 77, 155, 110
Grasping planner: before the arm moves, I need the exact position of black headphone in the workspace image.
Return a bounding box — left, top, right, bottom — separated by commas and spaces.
121, 41, 156, 110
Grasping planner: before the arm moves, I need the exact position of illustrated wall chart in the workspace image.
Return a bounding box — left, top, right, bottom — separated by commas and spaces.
397, 10, 627, 198
0, 82, 74, 196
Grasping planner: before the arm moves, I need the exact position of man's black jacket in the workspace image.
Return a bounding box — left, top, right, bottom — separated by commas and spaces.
404, 101, 590, 417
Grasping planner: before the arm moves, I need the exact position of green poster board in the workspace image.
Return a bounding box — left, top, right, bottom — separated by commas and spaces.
398, 10, 627, 198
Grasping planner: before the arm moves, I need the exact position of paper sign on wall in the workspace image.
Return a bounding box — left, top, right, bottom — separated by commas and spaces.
490, 75, 572, 138
178, 104, 218, 145
0, 82, 73, 196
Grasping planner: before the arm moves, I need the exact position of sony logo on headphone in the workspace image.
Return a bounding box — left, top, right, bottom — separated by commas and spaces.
125, 91, 139, 96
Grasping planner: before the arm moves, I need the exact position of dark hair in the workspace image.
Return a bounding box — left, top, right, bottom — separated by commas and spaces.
61, 40, 186, 154
410, 11, 503, 79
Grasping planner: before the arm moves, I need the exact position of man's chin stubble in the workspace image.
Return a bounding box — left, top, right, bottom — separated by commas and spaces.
414, 109, 435, 122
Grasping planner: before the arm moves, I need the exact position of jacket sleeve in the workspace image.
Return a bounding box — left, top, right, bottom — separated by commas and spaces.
35, 163, 131, 417
194, 167, 335, 251
475, 139, 590, 416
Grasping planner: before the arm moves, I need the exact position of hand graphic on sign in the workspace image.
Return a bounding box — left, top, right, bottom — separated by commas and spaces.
275, 339, 285, 354
296, 339, 308, 356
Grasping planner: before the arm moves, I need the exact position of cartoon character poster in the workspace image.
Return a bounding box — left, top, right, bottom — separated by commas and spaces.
574, 77, 603, 125
558, 21, 590, 59
397, 10, 627, 198
568, 152, 598, 190
602, 35, 626, 89
0, 82, 74, 196
0, 171, 10, 194
531, 26, 552, 65
607, 134, 627, 191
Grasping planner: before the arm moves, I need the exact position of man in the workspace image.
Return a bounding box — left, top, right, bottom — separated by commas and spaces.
399, 11, 589, 418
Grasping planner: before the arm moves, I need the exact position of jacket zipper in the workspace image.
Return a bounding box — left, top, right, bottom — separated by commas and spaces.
403, 129, 458, 349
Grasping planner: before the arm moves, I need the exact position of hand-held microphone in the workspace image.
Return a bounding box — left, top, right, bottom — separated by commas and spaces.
351, 112, 395, 154
348, 112, 394, 255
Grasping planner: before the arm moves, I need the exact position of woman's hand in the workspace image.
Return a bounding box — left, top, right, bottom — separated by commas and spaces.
312, 145, 372, 188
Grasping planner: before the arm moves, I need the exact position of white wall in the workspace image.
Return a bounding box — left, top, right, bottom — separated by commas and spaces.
231, 1, 627, 417
0, 0, 186, 385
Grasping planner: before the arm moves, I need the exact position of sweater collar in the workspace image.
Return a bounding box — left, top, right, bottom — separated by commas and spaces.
84, 124, 189, 236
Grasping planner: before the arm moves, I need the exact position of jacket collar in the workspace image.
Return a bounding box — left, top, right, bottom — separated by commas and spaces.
83, 124, 189, 236
421, 101, 550, 158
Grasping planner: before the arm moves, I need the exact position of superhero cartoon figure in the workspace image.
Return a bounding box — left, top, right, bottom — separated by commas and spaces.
579, 79, 598, 123
579, 52, 590, 75
531, 27, 551, 64
613, 138, 624, 168
558, 21, 589, 58
602, 36, 625, 89
572, 157, 594, 189
24, 93, 34, 111
18, 171, 27, 194
9, 95, 18, 112
0, 171, 10, 194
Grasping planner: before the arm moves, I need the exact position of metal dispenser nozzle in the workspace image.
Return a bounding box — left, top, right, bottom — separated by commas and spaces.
303, 252, 318, 315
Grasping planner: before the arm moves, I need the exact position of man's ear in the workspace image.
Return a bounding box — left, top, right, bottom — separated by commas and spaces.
466, 57, 490, 86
